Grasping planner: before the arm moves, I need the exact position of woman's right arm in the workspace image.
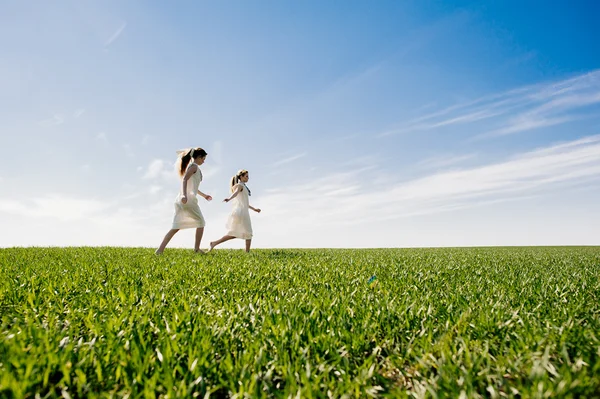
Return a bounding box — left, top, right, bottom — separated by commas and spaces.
224, 185, 243, 202
181, 165, 197, 204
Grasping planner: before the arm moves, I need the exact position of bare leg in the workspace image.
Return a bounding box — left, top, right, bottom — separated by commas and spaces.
156, 229, 179, 255
194, 227, 205, 253
209, 235, 236, 251
245, 239, 252, 253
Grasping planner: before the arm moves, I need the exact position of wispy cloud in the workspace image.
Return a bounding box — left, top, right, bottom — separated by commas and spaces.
96, 132, 108, 141
385, 136, 600, 207
0, 192, 174, 247
0, 195, 111, 222
143, 159, 174, 180
104, 22, 127, 48
379, 69, 600, 139
73, 109, 86, 118
272, 153, 307, 167
149, 185, 163, 195
259, 134, 600, 229
479, 116, 576, 139
417, 153, 477, 170
209, 140, 224, 165
123, 143, 135, 158
38, 114, 64, 127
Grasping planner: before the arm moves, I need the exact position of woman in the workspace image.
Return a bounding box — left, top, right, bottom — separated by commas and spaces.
155, 148, 212, 254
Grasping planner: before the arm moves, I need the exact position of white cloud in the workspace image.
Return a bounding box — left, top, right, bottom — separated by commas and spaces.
0, 195, 111, 222
143, 159, 178, 182
123, 143, 134, 158
272, 153, 307, 167
0, 194, 170, 247
2, 134, 599, 248
200, 141, 223, 180
73, 109, 86, 118
104, 22, 127, 48
96, 132, 108, 141
144, 159, 166, 179
257, 134, 600, 231
479, 116, 575, 139
38, 114, 64, 127
417, 154, 476, 170
209, 140, 223, 165
379, 69, 600, 139
149, 185, 163, 195
201, 165, 221, 180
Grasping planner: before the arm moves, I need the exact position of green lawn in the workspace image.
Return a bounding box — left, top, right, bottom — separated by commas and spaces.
1, 247, 599, 398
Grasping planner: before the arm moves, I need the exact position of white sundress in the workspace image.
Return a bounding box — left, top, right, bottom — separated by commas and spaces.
225, 183, 253, 239
171, 163, 206, 229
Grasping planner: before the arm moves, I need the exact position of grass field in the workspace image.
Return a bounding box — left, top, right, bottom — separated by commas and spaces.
1, 247, 599, 398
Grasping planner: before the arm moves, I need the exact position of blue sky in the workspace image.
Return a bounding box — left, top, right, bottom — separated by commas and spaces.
1, 0, 599, 248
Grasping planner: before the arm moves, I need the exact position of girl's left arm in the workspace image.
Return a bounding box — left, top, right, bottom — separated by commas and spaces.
198, 190, 213, 201
249, 205, 261, 213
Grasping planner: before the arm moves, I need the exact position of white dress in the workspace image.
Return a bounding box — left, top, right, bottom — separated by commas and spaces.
225, 183, 253, 239
171, 163, 206, 229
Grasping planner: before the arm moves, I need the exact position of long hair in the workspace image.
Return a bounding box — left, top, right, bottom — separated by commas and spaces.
230, 169, 248, 192
177, 147, 207, 177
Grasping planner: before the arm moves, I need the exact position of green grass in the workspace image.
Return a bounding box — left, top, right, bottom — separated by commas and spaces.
1, 247, 599, 398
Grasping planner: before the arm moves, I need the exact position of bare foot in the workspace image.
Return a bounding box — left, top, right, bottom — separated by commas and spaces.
208, 242, 216, 252
155, 249, 163, 255
194, 249, 206, 254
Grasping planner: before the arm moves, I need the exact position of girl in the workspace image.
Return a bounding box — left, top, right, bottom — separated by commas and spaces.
155, 148, 212, 254
209, 169, 261, 252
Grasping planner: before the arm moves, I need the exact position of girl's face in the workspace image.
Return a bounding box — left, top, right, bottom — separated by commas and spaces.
195, 155, 206, 165
241, 173, 249, 183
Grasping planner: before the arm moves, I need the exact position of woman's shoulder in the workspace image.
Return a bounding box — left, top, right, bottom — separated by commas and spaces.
187, 163, 198, 172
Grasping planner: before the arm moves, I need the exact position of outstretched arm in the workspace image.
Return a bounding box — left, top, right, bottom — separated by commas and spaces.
249, 205, 261, 213
197, 190, 213, 201
224, 185, 243, 202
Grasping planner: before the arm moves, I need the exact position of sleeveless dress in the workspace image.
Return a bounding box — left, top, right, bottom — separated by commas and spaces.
225, 183, 252, 239
171, 163, 206, 229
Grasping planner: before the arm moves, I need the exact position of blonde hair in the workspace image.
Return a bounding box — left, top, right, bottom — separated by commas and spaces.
230, 169, 248, 192
176, 147, 207, 177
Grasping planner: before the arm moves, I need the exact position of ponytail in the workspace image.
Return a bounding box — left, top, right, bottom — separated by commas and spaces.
230, 169, 249, 192
176, 147, 207, 177
230, 174, 240, 193
181, 150, 194, 176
